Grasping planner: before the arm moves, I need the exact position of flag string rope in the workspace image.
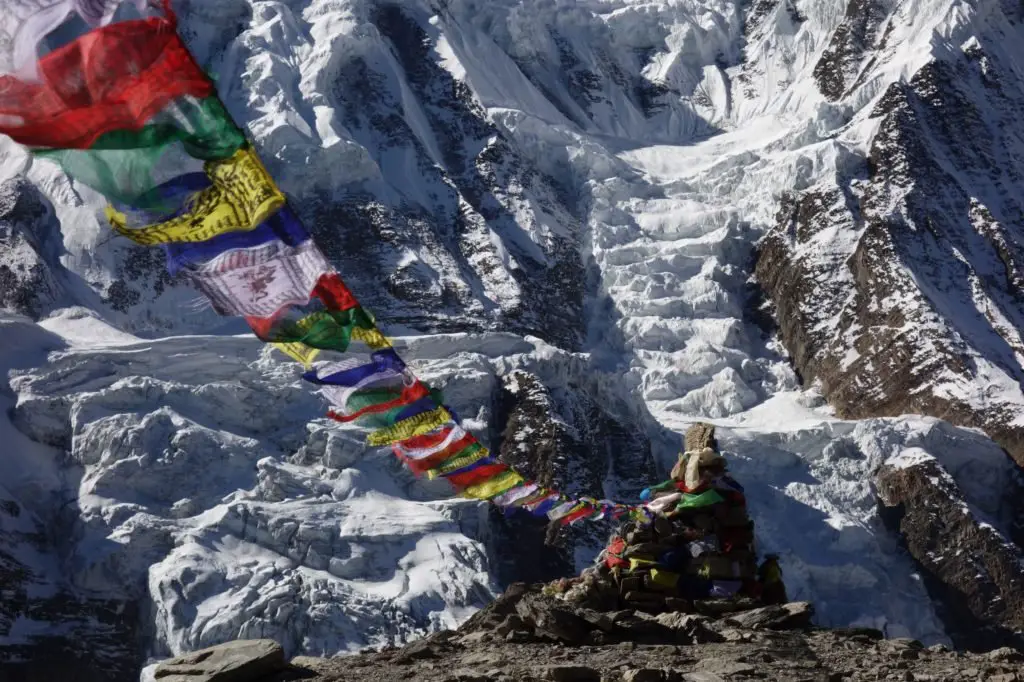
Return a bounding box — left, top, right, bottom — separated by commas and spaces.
0, 1, 646, 526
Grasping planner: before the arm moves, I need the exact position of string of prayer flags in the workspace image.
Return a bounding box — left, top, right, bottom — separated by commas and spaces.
0, 0, 646, 528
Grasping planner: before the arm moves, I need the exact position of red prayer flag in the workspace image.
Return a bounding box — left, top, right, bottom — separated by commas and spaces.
0, 7, 212, 149
246, 314, 277, 340
560, 506, 593, 525
401, 432, 479, 474
315, 274, 359, 311
398, 427, 458, 452
445, 462, 508, 489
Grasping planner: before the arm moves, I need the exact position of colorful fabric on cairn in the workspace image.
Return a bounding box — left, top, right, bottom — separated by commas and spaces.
0, 2, 645, 528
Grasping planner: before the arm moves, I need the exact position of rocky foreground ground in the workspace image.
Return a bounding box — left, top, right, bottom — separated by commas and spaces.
151, 584, 1024, 682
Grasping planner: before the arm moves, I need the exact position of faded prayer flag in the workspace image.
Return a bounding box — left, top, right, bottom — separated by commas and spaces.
0, 0, 149, 78
185, 239, 330, 318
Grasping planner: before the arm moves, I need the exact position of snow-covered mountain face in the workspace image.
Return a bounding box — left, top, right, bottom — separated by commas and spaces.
3, 0, 1024, 677
756, 0, 1024, 466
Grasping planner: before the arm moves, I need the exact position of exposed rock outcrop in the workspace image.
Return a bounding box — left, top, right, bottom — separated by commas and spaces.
756, 47, 1024, 465
273, 585, 1024, 681
877, 459, 1024, 652
489, 369, 658, 584
0, 488, 142, 682
0, 177, 65, 318
152, 639, 285, 682
756, 27, 1024, 651
813, 0, 890, 100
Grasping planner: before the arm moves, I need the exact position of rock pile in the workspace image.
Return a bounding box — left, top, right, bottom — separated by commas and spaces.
544, 424, 778, 617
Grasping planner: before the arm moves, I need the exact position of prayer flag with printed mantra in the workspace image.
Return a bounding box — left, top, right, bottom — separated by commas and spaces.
107, 144, 284, 246
165, 202, 311, 275
185, 238, 330, 318
366, 406, 452, 446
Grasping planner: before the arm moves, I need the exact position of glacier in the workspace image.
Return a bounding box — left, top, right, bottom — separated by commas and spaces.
3, 0, 1024, 676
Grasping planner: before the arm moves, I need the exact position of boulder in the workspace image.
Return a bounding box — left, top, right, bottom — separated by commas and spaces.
721, 602, 813, 631
543, 664, 601, 681
516, 593, 594, 644
153, 639, 285, 682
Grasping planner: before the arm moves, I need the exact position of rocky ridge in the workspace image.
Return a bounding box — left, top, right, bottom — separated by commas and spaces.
754, 0, 1024, 465
148, 586, 1024, 682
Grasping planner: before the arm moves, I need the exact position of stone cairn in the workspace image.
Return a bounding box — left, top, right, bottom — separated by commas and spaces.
543, 423, 786, 617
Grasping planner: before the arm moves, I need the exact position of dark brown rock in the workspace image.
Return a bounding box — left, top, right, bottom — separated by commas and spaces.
812, 0, 889, 100
515, 593, 595, 644
722, 602, 814, 631
877, 461, 1024, 652
544, 665, 601, 681
621, 669, 669, 682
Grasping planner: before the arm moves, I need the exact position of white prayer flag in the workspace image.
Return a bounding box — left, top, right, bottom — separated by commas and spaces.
186, 239, 329, 318
0, 0, 147, 78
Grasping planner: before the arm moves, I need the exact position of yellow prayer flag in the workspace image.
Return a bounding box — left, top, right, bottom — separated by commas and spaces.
425, 447, 490, 480
366, 407, 452, 446
106, 145, 285, 246
460, 470, 524, 500
272, 342, 321, 368
351, 326, 391, 349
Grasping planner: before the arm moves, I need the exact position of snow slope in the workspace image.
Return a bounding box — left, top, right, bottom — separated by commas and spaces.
3, 0, 1024, 675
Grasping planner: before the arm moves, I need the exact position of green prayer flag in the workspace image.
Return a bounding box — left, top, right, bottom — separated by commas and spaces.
33, 97, 245, 209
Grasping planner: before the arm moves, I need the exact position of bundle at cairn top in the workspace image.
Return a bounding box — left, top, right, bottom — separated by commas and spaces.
546, 423, 787, 615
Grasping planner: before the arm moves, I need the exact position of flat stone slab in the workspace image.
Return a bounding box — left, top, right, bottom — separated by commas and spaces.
153, 639, 285, 682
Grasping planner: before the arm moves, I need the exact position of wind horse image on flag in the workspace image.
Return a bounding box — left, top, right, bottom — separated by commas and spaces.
0, 0, 642, 525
